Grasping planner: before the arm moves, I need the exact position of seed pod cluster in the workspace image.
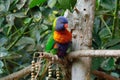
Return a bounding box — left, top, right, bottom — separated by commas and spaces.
48, 62, 53, 79
31, 60, 35, 80
56, 67, 61, 80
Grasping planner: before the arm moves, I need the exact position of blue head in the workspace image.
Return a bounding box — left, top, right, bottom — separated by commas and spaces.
55, 16, 68, 31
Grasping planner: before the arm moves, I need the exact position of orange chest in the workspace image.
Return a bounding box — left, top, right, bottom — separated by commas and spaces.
53, 30, 72, 44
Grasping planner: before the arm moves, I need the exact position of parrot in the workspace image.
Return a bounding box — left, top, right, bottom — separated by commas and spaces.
45, 16, 72, 58
39, 16, 72, 80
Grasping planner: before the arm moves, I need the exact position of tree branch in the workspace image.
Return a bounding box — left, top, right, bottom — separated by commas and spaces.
1, 50, 120, 80
39, 52, 62, 64
0, 65, 31, 80
68, 50, 120, 58
39, 50, 120, 62
92, 70, 119, 80
40, 50, 120, 60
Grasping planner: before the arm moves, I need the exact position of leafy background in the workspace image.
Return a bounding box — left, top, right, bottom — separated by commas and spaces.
0, 0, 119, 80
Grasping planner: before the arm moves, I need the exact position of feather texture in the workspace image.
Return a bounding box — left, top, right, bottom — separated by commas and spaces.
45, 16, 72, 58
45, 34, 55, 53
53, 29, 72, 44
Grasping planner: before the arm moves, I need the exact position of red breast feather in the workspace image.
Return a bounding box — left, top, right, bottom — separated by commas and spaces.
53, 29, 72, 44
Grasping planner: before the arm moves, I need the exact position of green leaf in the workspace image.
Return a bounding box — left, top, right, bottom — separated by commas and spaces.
29, 0, 47, 8
0, 0, 10, 13
101, 57, 115, 71
92, 57, 105, 70
0, 69, 3, 74
16, 37, 35, 46
110, 72, 119, 78
9, 0, 19, 10
94, 17, 101, 34
0, 47, 8, 57
104, 39, 120, 48
92, 32, 102, 49
96, 0, 100, 10
35, 30, 40, 43
70, 0, 77, 8
41, 24, 48, 30
47, 0, 57, 8
6, 14, 15, 26
100, 0, 115, 10
107, 44, 120, 49
33, 11, 42, 22
0, 60, 4, 68
0, 17, 4, 27
0, 60, 4, 74
48, 13, 56, 22
14, 12, 26, 18
4, 0, 10, 11
40, 30, 51, 39
0, 37, 8, 47
31, 28, 41, 44
58, 0, 71, 9
95, 10, 110, 15
15, 37, 35, 51
24, 18, 32, 24
0, 4, 6, 12
99, 27, 110, 39
16, 0, 27, 10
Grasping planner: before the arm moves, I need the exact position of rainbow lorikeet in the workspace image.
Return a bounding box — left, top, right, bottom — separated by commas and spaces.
45, 16, 72, 58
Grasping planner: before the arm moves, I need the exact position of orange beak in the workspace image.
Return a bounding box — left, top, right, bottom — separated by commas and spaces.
64, 23, 68, 28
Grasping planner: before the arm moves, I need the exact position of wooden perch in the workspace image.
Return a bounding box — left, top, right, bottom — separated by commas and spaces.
0, 50, 120, 80
68, 50, 120, 58
39, 50, 120, 62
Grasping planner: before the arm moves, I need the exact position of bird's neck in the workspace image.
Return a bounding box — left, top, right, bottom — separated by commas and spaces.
55, 29, 66, 33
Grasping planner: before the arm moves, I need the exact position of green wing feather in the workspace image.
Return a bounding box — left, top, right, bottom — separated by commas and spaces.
45, 18, 58, 54
45, 34, 55, 53
45, 33, 58, 55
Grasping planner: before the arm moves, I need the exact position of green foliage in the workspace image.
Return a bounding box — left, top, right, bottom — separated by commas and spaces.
93, 0, 120, 49
58, 0, 77, 10
50, 48, 58, 55
58, 0, 71, 9
29, 0, 76, 10
47, 0, 57, 8
101, 57, 115, 71
29, 0, 47, 8
0, 0, 119, 79
92, 0, 120, 79
0, 0, 77, 79
92, 57, 105, 70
